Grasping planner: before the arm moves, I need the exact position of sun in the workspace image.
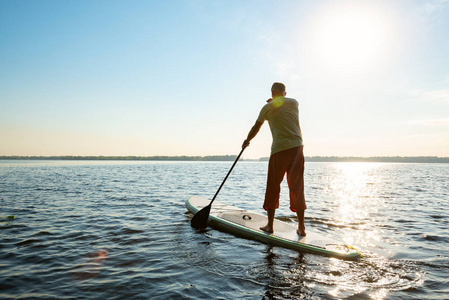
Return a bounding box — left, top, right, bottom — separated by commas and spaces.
306, 4, 391, 73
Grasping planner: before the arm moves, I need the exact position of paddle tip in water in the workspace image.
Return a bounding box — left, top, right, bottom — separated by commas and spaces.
190, 205, 211, 229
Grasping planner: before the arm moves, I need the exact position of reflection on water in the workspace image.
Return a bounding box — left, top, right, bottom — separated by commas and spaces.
328, 163, 382, 220
262, 248, 309, 299
71, 249, 109, 281
326, 163, 387, 250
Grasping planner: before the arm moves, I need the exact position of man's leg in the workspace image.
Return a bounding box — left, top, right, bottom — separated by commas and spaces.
286, 146, 306, 236
260, 208, 275, 233
262, 151, 287, 233
296, 209, 306, 236
286, 147, 306, 211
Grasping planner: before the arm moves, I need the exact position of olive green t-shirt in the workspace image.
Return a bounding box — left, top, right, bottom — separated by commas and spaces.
257, 96, 304, 155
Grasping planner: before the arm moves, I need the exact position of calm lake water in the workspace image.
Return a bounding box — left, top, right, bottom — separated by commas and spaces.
0, 160, 448, 299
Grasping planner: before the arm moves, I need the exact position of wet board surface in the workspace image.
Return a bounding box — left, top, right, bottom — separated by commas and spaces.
186, 196, 362, 260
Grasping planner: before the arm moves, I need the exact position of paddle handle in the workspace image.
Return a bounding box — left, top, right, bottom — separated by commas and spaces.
209, 147, 245, 205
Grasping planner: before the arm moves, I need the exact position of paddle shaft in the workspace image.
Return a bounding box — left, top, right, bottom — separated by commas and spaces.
209, 147, 245, 206
190, 147, 246, 229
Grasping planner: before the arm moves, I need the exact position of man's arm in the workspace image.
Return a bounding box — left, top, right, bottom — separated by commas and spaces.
242, 121, 263, 149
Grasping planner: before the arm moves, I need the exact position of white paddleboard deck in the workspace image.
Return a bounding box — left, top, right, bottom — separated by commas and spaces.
186, 196, 362, 260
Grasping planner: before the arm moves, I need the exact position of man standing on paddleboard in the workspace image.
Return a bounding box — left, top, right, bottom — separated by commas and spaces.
242, 82, 306, 236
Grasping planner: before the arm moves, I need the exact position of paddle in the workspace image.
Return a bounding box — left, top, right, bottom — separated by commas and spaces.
190, 147, 246, 229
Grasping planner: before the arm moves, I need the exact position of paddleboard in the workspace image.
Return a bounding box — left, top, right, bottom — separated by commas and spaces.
186, 196, 362, 260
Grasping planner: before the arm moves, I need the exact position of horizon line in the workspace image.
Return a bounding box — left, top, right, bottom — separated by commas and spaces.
1, 155, 449, 163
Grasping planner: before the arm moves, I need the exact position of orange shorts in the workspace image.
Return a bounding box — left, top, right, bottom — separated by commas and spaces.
263, 146, 306, 212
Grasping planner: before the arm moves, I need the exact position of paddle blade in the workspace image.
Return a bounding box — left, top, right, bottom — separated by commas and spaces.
191, 204, 211, 229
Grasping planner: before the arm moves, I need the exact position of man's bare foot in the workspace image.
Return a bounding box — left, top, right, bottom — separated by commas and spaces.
297, 229, 306, 236
260, 224, 274, 233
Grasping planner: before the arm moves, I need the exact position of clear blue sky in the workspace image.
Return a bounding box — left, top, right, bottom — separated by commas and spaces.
1, 0, 448, 158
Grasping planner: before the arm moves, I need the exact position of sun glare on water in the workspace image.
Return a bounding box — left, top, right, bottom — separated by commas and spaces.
324, 162, 387, 248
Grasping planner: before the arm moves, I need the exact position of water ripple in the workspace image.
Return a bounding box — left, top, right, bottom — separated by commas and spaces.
0, 160, 447, 299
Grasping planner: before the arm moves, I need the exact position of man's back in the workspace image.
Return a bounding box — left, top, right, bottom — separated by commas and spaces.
257, 96, 304, 154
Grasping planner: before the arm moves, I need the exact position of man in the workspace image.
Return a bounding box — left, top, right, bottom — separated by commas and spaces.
242, 82, 306, 236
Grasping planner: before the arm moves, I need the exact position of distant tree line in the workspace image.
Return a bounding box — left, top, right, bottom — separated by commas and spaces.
1, 155, 448, 163
0, 155, 239, 161
265, 156, 449, 163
